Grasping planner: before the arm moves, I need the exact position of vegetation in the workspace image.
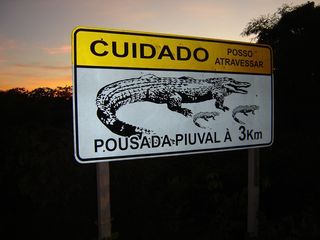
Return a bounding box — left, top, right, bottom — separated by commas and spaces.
242, 2, 320, 239
1, 87, 97, 239
2, 2, 320, 239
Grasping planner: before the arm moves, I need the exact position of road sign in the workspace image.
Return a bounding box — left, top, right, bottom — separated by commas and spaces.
72, 26, 273, 163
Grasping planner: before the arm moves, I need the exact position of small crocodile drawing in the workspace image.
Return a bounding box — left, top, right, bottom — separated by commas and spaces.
193, 112, 220, 128
96, 74, 251, 137
232, 105, 259, 124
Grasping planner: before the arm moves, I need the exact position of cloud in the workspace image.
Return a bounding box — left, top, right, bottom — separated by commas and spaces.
14, 63, 70, 70
0, 37, 23, 62
0, 61, 71, 90
0, 72, 72, 91
42, 45, 71, 55
179, 1, 234, 20
0, 54, 6, 63
0, 38, 21, 51
24, 75, 72, 90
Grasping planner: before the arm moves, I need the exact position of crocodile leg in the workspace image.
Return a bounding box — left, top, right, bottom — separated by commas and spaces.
214, 97, 229, 111
167, 92, 192, 117
213, 92, 229, 111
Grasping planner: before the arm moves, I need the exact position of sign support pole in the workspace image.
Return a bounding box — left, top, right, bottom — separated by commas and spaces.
247, 148, 260, 238
96, 162, 112, 240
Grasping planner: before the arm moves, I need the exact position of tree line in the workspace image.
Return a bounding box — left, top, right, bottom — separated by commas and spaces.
2, 2, 320, 239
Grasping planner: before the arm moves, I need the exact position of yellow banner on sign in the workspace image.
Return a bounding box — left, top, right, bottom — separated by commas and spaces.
72, 27, 272, 74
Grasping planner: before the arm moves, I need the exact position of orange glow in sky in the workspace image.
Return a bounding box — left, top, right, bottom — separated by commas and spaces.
0, 0, 317, 90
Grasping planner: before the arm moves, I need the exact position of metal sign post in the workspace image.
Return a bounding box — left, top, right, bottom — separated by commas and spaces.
247, 148, 260, 238
96, 162, 112, 239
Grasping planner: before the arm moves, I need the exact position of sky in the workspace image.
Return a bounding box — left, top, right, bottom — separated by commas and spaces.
0, 0, 318, 90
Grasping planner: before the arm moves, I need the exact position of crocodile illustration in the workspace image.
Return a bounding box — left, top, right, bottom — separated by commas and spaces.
193, 112, 220, 129
96, 74, 251, 137
232, 105, 259, 124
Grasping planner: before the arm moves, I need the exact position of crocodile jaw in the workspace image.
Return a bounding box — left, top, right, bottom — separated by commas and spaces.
228, 82, 251, 94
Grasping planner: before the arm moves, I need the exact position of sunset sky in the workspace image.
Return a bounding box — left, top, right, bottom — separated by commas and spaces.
0, 0, 317, 90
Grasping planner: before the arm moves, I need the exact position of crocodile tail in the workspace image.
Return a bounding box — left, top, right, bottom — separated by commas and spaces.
97, 109, 152, 137
233, 115, 245, 125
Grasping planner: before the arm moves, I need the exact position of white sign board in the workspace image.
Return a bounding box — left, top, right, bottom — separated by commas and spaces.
72, 27, 273, 163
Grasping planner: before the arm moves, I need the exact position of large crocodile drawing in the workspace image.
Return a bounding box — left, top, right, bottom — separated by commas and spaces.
96, 74, 251, 137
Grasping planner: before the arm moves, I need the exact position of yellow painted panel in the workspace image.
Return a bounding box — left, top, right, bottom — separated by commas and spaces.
72, 27, 272, 74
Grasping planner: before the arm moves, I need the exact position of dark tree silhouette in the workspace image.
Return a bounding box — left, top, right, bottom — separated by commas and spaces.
242, 2, 320, 239
242, 2, 320, 81
242, 1, 320, 131
1, 86, 97, 240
